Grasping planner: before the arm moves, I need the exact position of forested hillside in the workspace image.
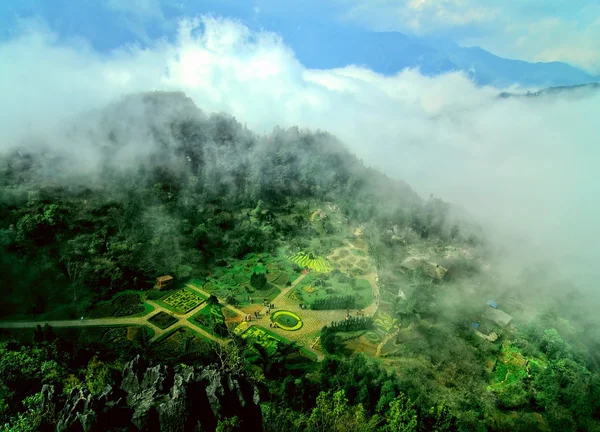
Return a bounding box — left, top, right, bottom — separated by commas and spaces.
0, 91, 424, 318
1, 92, 599, 432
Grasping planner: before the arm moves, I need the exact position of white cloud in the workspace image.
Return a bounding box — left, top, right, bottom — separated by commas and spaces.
342, 0, 498, 32
340, 0, 600, 74
1, 16, 599, 289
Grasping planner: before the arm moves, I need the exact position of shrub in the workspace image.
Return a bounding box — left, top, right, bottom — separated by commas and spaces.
251, 272, 268, 290
310, 295, 356, 310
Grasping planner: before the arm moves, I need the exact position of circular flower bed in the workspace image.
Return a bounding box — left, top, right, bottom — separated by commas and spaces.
271, 310, 303, 331
364, 331, 381, 344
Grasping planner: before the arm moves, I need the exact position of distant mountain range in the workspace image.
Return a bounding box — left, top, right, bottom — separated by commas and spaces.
263, 20, 599, 89
498, 82, 600, 98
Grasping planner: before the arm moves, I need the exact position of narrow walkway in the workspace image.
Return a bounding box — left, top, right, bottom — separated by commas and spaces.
0, 246, 381, 358
184, 284, 248, 317
0, 299, 223, 345
256, 268, 380, 356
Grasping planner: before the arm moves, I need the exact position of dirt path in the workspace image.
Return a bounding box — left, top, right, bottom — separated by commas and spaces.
259, 270, 381, 358
0, 247, 381, 358
0, 299, 223, 345
184, 284, 248, 317
0, 317, 149, 329
143, 300, 222, 343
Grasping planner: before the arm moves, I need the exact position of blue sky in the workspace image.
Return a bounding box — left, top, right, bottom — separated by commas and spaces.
0, 1, 599, 289
1, 0, 599, 73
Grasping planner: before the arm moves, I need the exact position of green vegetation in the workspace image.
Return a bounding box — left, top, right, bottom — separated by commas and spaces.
1, 93, 600, 431
364, 331, 381, 343
271, 310, 303, 331
148, 311, 178, 330
87, 292, 145, 318
160, 289, 205, 314
287, 251, 332, 272
237, 325, 290, 356
196, 254, 288, 307
352, 249, 367, 257
296, 272, 373, 309
373, 312, 399, 334
190, 303, 229, 337
152, 327, 213, 361
320, 317, 374, 354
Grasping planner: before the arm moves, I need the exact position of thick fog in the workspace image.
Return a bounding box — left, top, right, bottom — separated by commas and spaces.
1, 16, 599, 293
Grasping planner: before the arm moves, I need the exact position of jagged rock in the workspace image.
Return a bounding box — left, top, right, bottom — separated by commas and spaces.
39, 355, 262, 432
40, 384, 56, 418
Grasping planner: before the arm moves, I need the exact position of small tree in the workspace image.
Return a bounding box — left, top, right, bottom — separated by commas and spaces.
251, 264, 268, 290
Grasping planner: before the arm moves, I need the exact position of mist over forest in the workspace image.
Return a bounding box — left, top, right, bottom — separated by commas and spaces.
1, 12, 599, 432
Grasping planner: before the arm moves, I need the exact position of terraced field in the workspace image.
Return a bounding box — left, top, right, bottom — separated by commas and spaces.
287, 252, 332, 272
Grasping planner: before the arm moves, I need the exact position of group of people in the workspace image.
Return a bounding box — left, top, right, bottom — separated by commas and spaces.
345, 308, 364, 320
243, 298, 276, 322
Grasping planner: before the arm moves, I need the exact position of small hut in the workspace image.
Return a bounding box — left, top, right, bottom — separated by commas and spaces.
156, 275, 174, 289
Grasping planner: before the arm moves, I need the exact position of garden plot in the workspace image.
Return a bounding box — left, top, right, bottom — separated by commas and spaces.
194, 253, 293, 307
286, 251, 332, 272
162, 289, 205, 314
148, 311, 178, 330
153, 328, 211, 360
271, 310, 303, 331
190, 304, 230, 337
235, 324, 291, 356
294, 272, 373, 309
328, 246, 372, 275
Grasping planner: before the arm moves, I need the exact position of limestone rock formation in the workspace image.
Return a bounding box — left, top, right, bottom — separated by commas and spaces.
38, 355, 262, 432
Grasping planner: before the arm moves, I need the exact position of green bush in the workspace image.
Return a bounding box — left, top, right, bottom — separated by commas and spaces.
310, 295, 356, 310
251, 272, 268, 290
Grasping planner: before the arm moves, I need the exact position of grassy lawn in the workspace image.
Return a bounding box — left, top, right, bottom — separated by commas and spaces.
489, 343, 540, 388
145, 288, 176, 301
271, 310, 303, 331
134, 302, 155, 317
188, 303, 229, 337
236, 325, 317, 360
152, 328, 214, 360
199, 280, 281, 307
352, 249, 367, 257
197, 254, 288, 307
237, 325, 292, 355
148, 311, 178, 330
155, 288, 206, 314
294, 272, 373, 308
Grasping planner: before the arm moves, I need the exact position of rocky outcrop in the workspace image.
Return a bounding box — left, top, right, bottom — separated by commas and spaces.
39, 355, 262, 432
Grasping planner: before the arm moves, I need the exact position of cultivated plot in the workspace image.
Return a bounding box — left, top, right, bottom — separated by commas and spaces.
162, 289, 205, 314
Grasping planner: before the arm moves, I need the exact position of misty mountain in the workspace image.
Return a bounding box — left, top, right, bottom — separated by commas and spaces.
498, 82, 600, 98
3, 91, 600, 432
268, 20, 598, 88
0, 91, 443, 315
